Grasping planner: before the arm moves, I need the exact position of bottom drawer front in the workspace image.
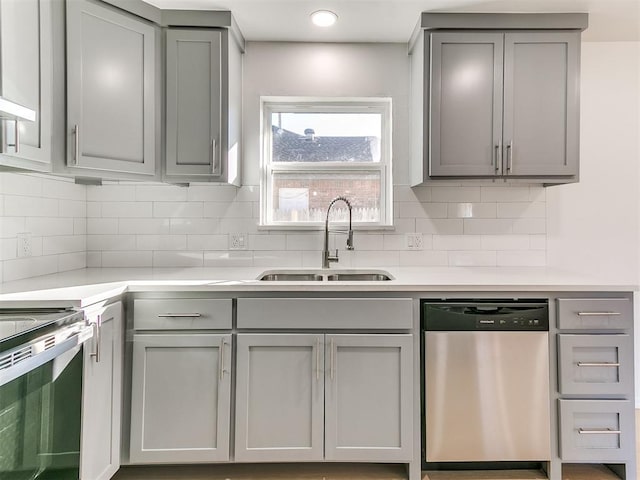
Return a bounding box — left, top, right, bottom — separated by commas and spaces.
559, 400, 633, 462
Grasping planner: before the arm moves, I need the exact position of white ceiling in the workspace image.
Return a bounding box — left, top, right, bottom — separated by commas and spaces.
143, 0, 640, 43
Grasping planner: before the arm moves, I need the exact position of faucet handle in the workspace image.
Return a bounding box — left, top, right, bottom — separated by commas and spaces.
346, 230, 354, 250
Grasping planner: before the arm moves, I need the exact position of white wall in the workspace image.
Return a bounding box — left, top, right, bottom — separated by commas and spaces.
546, 41, 640, 405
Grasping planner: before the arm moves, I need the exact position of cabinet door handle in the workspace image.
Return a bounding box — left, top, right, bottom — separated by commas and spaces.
211, 138, 220, 175
577, 311, 621, 316
219, 338, 228, 381
13, 120, 19, 154
73, 124, 80, 165
330, 338, 335, 380
577, 362, 621, 367
316, 337, 321, 381
90, 314, 102, 363
578, 428, 621, 435
506, 141, 513, 173
157, 313, 202, 318
493, 143, 501, 173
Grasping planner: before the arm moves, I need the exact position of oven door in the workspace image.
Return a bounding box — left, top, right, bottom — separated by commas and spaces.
0, 322, 91, 480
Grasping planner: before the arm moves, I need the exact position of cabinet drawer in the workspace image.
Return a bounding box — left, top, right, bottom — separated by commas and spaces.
558, 334, 633, 396
237, 298, 413, 329
558, 399, 634, 462
556, 298, 632, 330
133, 298, 232, 330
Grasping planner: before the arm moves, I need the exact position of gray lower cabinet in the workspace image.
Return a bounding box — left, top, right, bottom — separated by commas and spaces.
65, 0, 158, 178
164, 27, 242, 185
80, 301, 123, 480
234, 333, 413, 462
0, 0, 53, 171
130, 333, 231, 463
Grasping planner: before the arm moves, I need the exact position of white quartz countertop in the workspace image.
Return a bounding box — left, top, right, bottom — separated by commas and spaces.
0, 267, 635, 308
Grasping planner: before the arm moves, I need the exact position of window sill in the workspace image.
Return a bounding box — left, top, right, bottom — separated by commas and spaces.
257, 224, 395, 232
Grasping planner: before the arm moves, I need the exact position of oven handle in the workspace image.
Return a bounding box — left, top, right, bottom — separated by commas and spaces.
0, 324, 93, 387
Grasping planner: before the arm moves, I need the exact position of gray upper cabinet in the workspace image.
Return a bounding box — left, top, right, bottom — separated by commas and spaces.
164, 27, 242, 185
65, 0, 158, 178
80, 302, 123, 480
429, 32, 504, 177
0, 0, 53, 171
410, 13, 587, 185
503, 32, 579, 176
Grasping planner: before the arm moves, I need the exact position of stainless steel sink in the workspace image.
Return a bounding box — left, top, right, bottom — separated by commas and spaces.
258, 273, 324, 281
326, 273, 391, 281
257, 269, 393, 281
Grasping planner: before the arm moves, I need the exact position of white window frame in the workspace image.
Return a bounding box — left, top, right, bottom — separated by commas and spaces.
260, 96, 393, 229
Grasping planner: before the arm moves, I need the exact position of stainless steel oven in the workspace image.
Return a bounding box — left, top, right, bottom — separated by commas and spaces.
0, 308, 92, 480
422, 300, 551, 465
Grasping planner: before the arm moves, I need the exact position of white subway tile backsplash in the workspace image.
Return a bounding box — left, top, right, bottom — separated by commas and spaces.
481, 186, 531, 202
3, 255, 58, 282
383, 234, 406, 251
218, 218, 259, 234
497, 250, 546, 267
529, 235, 546, 250
234, 185, 260, 202
154, 202, 203, 218
59, 200, 87, 218
204, 201, 253, 218
43, 235, 86, 255
204, 251, 253, 267
529, 186, 546, 202
87, 184, 136, 202
102, 202, 153, 218
249, 234, 286, 251
87, 251, 102, 267
42, 178, 85, 201
87, 218, 118, 235
481, 235, 530, 251
351, 250, 399, 267
416, 218, 463, 235
26, 217, 74, 236
170, 218, 218, 235
398, 250, 449, 267
102, 251, 152, 268
396, 202, 447, 219
136, 235, 187, 251
286, 233, 323, 251
463, 218, 513, 235
448, 251, 497, 267
448, 203, 497, 219
0, 173, 42, 196
4, 196, 58, 217
432, 186, 481, 202
253, 250, 302, 267
433, 235, 482, 251
187, 235, 229, 251
497, 202, 546, 218
0, 239, 16, 261
512, 218, 546, 234
57, 252, 86, 272
136, 185, 188, 202
1, 218, 26, 238
153, 251, 204, 267
187, 185, 238, 202
393, 218, 416, 233
352, 234, 384, 251
87, 235, 136, 251
119, 218, 170, 235
87, 202, 101, 218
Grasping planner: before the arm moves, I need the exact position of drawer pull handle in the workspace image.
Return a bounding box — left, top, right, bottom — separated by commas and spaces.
577, 312, 621, 316
577, 362, 620, 367
578, 428, 622, 435
157, 313, 202, 318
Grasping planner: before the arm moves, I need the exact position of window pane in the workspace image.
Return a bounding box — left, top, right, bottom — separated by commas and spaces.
271, 172, 381, 223
271, 112, 381, 163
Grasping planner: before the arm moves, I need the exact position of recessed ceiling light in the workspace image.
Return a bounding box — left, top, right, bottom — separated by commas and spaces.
311, 10, 338, 27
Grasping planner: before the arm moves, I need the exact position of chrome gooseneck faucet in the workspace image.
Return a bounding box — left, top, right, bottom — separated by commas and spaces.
322, 196, 354, 268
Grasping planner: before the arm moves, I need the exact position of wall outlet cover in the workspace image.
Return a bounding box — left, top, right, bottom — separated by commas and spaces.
406, 233, 424, 250
229, 233, 248, 250
17, 232, 32, 258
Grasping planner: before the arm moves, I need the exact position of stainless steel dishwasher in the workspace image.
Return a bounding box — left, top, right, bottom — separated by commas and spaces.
422, 300, 550, 463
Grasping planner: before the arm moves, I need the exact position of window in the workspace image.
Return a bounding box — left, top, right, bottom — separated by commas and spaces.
261, 98, 392, 227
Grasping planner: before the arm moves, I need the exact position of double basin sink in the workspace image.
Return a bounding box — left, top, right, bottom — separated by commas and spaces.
258, 269, 393, 282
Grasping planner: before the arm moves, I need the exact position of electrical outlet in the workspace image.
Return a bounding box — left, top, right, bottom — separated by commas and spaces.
229, 233, 247, 250
406, 233, 424, 251
17, 232, 32, 258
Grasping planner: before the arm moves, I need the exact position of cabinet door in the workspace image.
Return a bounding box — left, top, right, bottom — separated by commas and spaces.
130, 333, 231, 463
66, 0, 156, 175
430, 32, 504, 177
235, 334, 324, 461
81, 301, 123, 480
165, 29, 222, 179
0, 0, 52, 170
324, 334, 413, 461
503, 32, 579, 176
